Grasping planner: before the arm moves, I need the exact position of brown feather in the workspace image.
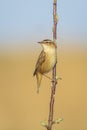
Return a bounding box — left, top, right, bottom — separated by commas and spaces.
33, 50, 46, 75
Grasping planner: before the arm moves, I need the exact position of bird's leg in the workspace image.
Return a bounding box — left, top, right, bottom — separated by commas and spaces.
43, 74, 52, 80
43, 74, 62, 84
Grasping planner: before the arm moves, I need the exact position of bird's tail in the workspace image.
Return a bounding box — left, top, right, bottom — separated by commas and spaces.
36, 73, 42, 93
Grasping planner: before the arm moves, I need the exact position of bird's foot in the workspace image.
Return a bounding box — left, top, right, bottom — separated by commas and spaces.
51, 76, 62, 84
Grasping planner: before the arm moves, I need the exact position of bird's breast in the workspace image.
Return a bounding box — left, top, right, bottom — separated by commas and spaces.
42, 49, 57, 73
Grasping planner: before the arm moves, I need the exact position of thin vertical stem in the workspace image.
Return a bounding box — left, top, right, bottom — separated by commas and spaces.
47, 0, 57, 130
53, 0, 57, 94
53, 0, 57, 40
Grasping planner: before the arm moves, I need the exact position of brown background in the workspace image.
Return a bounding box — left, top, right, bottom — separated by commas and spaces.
0, 42, 87, 130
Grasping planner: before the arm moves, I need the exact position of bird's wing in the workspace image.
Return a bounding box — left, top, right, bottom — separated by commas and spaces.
33, 50, 46, 76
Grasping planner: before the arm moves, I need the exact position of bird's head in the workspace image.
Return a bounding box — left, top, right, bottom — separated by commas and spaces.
38, 39, 57, 51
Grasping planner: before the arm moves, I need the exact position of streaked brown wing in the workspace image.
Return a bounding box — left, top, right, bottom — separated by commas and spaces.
33, 50, 46, 76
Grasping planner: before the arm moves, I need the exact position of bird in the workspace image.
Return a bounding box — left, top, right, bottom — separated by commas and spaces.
33, 39, 57, 93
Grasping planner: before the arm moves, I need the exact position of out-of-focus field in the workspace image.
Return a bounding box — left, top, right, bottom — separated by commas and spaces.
0, 46, 87, 130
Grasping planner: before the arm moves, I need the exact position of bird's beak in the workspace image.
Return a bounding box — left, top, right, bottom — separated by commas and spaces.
38, 41, 42, 44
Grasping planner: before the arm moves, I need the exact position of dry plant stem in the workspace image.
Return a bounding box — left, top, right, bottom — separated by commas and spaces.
47, 0, 57, 130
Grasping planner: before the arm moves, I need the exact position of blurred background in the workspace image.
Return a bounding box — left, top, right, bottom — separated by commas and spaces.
0, 0, 87, 130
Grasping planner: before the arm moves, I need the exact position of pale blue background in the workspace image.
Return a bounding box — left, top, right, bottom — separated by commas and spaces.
0, 0, 87, 46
